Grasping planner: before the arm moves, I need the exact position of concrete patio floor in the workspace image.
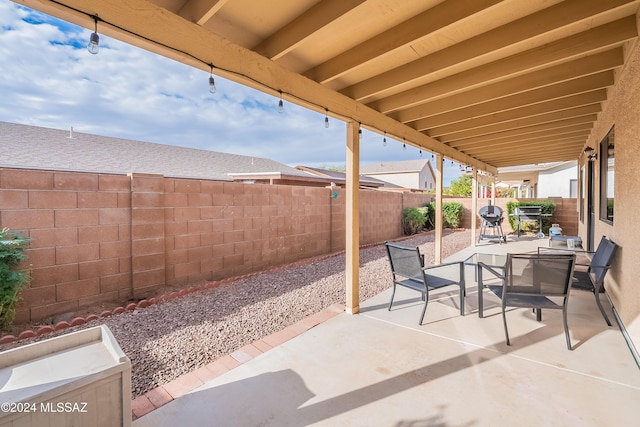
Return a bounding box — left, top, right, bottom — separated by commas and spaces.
133, 236, 640, 426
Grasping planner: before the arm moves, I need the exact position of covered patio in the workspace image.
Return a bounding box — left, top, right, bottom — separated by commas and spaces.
8, 1, 640, 424
133, 237, 640, 425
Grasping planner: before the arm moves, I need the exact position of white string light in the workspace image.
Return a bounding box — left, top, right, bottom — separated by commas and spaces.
208, 65, 216, 94
66, 4, 483, 171
87, 16, 100, 54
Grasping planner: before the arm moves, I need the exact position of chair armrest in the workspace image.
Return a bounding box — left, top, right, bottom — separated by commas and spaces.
422, 261, 464, 278
538, 247, 595, 256
477, 262, 505, 280
585, 263, 612, 270
423, 260, 463, 269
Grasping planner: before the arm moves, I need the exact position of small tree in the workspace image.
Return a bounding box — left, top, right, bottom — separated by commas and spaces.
446, 174, 472, 196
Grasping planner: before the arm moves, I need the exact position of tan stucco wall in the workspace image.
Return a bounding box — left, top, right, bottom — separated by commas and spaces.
579, 38, 640, 353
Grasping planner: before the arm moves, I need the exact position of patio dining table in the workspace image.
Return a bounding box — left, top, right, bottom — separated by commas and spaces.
464, 253, 507, 318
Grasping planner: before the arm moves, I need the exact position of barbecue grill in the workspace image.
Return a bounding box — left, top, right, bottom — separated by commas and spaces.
478, 204, 506, 243
513, 206, 545, 238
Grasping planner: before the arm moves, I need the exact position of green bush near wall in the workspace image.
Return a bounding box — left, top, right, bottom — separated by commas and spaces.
0, 228, 30, 330
442, 202, 464, 228
401, 207, 426, 235
424, 201, 464, 229
506, 201, 556, 234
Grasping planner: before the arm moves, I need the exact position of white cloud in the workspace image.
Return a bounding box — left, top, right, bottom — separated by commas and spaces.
0, 0, 463, 184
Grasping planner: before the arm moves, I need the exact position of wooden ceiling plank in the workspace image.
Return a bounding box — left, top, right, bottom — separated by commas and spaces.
441, 113, 599, 144
254, 0, 366, 60
303, 0, 502, 84
461, 136, 589, 156
341, 0, 636, 100
394, 48, 623, 123
483, 146, 585, 159
453, 127, 592, 151
487, 150, 584, 167
370, 17, 636, 114
426, 93, 605, 135
178, 0, 229, 26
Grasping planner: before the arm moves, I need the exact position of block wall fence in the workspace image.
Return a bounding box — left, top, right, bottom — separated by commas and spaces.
0, 167, 578, 324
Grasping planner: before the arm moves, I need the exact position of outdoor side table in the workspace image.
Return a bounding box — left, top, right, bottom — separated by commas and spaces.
549, 235, 583, 248
464, 253, 507, 318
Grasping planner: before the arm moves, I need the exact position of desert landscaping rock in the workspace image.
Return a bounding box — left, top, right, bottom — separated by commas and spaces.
0, 230, 470, 398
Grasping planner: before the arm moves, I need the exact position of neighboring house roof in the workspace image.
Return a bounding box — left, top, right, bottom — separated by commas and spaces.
0, 121, 313, 182
295, 165, 386, 188
360, 159, 432, 175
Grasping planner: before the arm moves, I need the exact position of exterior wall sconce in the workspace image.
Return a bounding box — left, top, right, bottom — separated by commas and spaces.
584, 146, 597, 161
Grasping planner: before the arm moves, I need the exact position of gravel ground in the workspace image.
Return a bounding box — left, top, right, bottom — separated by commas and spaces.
0, 229, 471, 399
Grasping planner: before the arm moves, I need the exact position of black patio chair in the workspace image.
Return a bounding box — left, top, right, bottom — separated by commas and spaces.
540, 236, 618, 326
384, 242, 465, 325
479, 253, 576, 350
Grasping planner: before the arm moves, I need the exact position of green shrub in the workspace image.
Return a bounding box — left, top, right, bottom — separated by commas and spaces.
424, 201, 464, 229
401, 207, 426, 235
506, 201, 556, 234
443, 202, 464, 228
421, 203, 435, 230
0, 228, 30, 330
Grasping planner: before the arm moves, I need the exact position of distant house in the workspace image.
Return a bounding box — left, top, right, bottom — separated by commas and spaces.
497, 161, 578, 198
0, 121, 332, 187
295, 165, 388, 189
360, 159, 436, 191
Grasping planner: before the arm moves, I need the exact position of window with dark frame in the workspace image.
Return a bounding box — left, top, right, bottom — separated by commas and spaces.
599, 126, 614, 223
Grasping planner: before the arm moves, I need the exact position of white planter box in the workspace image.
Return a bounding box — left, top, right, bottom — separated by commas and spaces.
0, 325, 131, 426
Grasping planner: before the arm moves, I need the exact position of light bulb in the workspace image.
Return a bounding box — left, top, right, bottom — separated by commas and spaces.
278, 91, 284, 113
209, 75, 216, 94
403, 143, 406, 151
324, 110, 329, 128
383, 136, 387, 147
419, 150, 422, 157
87, 32, 99, 54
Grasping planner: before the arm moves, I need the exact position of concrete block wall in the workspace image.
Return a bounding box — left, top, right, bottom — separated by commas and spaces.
0, 169, 132, 324
163, 179, 334, 288
0, 168, 432, 323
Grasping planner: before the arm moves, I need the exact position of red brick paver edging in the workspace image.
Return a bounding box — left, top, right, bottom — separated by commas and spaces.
130, 303, 345, 420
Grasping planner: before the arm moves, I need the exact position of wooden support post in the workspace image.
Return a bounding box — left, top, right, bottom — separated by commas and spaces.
345, 121, 360, 314
471, 168, 478, 246
435, 154, 443, 264
491, 180, 496, 205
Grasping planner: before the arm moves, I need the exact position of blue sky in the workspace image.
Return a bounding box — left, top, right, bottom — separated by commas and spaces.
0, 0, 463, 184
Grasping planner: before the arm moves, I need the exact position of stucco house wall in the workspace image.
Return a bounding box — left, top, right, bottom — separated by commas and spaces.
579, 38, 640, 355
537, 163, 577, 198
361, 160, 435, 191
364, 172, 419, 189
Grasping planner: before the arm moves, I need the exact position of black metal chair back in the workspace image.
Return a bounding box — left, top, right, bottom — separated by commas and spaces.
385, 242, 465, 324
480, 252, 576, 350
